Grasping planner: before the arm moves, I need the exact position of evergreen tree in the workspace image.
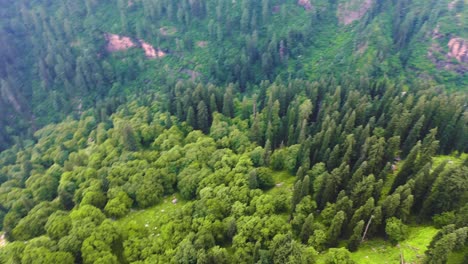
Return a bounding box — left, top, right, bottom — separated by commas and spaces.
121, 125, 138, 151
222, 86, 234, 118
197, 101, 209, 133
186, 106, 196, 128
327, 211, 346, 246
300, 213, 314, 243
348, 220, 364, 252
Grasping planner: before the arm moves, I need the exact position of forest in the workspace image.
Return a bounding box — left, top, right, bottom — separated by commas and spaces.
0, 0, 467, 263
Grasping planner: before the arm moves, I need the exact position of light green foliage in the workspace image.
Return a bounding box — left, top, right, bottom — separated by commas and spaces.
324, 248, 355, 264
45, 211, 72, 240
104, 191, 133, 218
270, 148, 286, 171
255, 167, 275, 190
12, 202, 58, 241
0, 51, 466, 264
341, 226, 438, 263
385, 217, 409, 245
81, 220, 121, 264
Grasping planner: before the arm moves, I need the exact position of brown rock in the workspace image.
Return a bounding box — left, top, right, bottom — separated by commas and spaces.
104, 33, 136, 52
448, 38, 468, 63
337, 0, 373, 25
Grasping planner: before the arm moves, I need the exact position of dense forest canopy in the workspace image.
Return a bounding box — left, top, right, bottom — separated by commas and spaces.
0, 0, 467, 263
0, 0, 466, 151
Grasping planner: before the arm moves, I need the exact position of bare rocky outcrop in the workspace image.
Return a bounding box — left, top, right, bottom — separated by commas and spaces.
448, 0, 458, 11
298, 0, 312, 11
197, 41, 208, 48
139, 39, 166, 58
104, 33, 166, 59
427, 36, 467, 74
337, 0, 373, 25
104, 33, 136, 52
448, 37, 468, 63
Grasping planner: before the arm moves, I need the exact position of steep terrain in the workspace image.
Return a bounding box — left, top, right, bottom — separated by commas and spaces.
0, 1, 467, 262
0, 0, 466, 152
0, 77, 466, 263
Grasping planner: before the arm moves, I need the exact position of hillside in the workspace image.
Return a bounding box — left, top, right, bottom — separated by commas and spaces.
0, 0, 467, 263
0, 0, 466, 151
0, 77, 467, 263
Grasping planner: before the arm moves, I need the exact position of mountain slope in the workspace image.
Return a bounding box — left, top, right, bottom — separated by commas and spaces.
0, 0, 466, 152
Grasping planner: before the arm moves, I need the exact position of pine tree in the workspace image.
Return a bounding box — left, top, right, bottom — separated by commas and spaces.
222, 86, 234, 118
348, 220, 364, 252
327, 211, 346, 246
402, 115, 425, 155
291, 180, 303, 217
301, 175, 311, 197
300, 213, 314, 243
391, 141, 420, 191
186, 106, 196, 128
197, 101, 209, 133
122, 125, 138, 151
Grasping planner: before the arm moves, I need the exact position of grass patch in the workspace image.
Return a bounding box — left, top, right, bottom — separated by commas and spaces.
116, 193, 187, 233
432, 153, 467, 169
350, 225, 438, 264
317, 225, 438, 264
266, 170, 296, 195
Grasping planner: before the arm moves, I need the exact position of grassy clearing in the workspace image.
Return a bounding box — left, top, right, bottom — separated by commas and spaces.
267, 170, 296, 195
116, 193, 187, 232
350, 225, 438, 264
117, 170, 296, 232
432, 153, 467, 169
317, 225, 438, 264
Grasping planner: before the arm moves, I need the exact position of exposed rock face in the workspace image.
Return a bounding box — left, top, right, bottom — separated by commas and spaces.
104, 33, 165, 59
448, 37, 468, 63
139, 40, 166, 58
428, 36, 467, 74
196, 41, 208, 48
448, 0, 458, 11
337, 0, 373, 25
104, 33, 136, 52
298, 0, 312, 11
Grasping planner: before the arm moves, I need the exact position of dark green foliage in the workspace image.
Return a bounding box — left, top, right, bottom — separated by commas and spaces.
432, 212, 457, 229
348, 220, 365, 252
255, 168, 275, 190
424, 226, 468, 264
197, 101, 209, 133
0, 48, 466, 262
324, 248, 355, 264
327, 211, 346, 247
